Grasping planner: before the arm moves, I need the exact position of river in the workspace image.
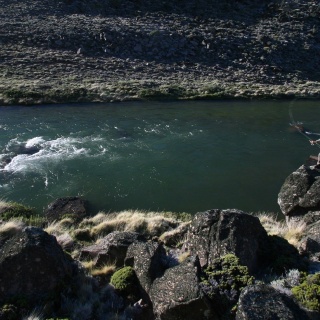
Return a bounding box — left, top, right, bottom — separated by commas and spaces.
0, 100, 319, 215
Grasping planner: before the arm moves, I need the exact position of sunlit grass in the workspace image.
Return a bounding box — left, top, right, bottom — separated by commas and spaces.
257, 212, 306, 247
80, 209, 190, 239
0, 220, 26, 237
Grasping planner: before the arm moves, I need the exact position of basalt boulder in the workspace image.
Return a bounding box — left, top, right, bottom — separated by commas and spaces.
44, 196, 87, 222
125, 241, 167, 293
0, 226, 73, 306
278, 165, 320, 223
182, 209, 269, 273
80, 231, 145, 267
149, 255, 214, 320
236, 284, 309, 320
298, 220, 320, 258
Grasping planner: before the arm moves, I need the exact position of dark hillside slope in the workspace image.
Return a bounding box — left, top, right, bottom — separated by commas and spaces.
0, 0, 319, 104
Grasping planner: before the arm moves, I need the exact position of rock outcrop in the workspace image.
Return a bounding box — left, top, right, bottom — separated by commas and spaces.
278, 165, 320, 222
44, 196, 87, 222
149, 256, 213, 320
125, 241, 167, 293
0, 227, 73, 305
80, 231, 145, 267
236, 284, 309, 320
182, 209, 269, 273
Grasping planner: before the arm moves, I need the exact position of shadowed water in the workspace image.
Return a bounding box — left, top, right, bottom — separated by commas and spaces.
0, 100, 319, 215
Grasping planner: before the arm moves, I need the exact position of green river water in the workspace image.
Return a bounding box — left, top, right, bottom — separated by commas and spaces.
0, 100, 319, 215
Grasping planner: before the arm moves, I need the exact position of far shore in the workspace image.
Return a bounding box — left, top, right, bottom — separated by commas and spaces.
1, 0, 319, 106
1, 78, 320, 106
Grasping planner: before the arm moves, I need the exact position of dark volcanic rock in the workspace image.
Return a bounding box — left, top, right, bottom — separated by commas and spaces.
0, 227, 73, 305
278, 165, 320, 222
182, 209, 269, 273
80, 231, 145, 267
299, 220, 320, 258
44, 196, 87, 222
149, 255, 213, 320
236, 284, 309, 320
125, 241, 167, 293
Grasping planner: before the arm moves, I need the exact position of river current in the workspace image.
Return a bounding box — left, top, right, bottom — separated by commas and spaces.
0, 100, 319, 215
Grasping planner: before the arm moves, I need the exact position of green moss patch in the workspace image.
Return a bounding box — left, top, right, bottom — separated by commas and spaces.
110, 266, 139, 295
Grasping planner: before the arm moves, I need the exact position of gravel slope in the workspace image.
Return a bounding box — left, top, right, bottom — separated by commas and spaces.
0, 0, 319, 104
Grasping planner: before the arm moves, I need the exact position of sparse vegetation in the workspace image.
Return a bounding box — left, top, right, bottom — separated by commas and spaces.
1, 201, 319, 319
292, 273, 320, 311
0, 220, 26, 238
258, 212, 306, 247
80, 210, 190, 239
271, 269, 301, 295
200, 254, 254, 316
0, 201, 36, 221
91, 264, 117, 277
82, 260, 116, 277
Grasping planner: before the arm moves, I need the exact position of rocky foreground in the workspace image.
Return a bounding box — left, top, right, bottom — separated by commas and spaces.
1, 161, 320, 319
0, 0, 320, 105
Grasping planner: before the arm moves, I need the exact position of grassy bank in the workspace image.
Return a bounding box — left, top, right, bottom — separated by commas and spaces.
1, 79, 319, 106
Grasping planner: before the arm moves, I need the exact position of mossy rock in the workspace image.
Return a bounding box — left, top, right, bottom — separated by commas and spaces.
292, 273, 320, 312
0, 202, 36, 221
110, 266, 139, 296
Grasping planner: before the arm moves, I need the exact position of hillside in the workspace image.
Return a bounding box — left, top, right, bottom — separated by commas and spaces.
0, 0, 319, 104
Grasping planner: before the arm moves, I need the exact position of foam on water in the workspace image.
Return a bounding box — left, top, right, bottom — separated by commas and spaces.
1, 135, 108, 174
25, 136, 45, 148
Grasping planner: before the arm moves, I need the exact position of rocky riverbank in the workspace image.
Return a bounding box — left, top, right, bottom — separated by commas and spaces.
0, 0, 320, 105
2, 160, 320, 319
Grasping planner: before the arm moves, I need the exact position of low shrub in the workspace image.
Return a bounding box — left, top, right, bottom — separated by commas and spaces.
200, 254, 254, 316
271, 269, 301, 295
292, 273, 320, 311
0, 202, 36, 221
110, 266, 138, 296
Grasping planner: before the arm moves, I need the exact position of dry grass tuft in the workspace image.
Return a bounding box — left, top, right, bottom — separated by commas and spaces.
80, 212, 108, 227
257, 212, 307, 247
59, 217, 75, 228
45, 218, 75, 237
0, 220, 26, 237
85, 210, 185, 239
159, 221, 191, 246
178, 251, 190, 263
81, 260, 116, 277
284, 219, 307, 247
82, 260, 95, 271
258, 212, 284, 236
91, 264, 116, 277
0, 200, 12, 210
